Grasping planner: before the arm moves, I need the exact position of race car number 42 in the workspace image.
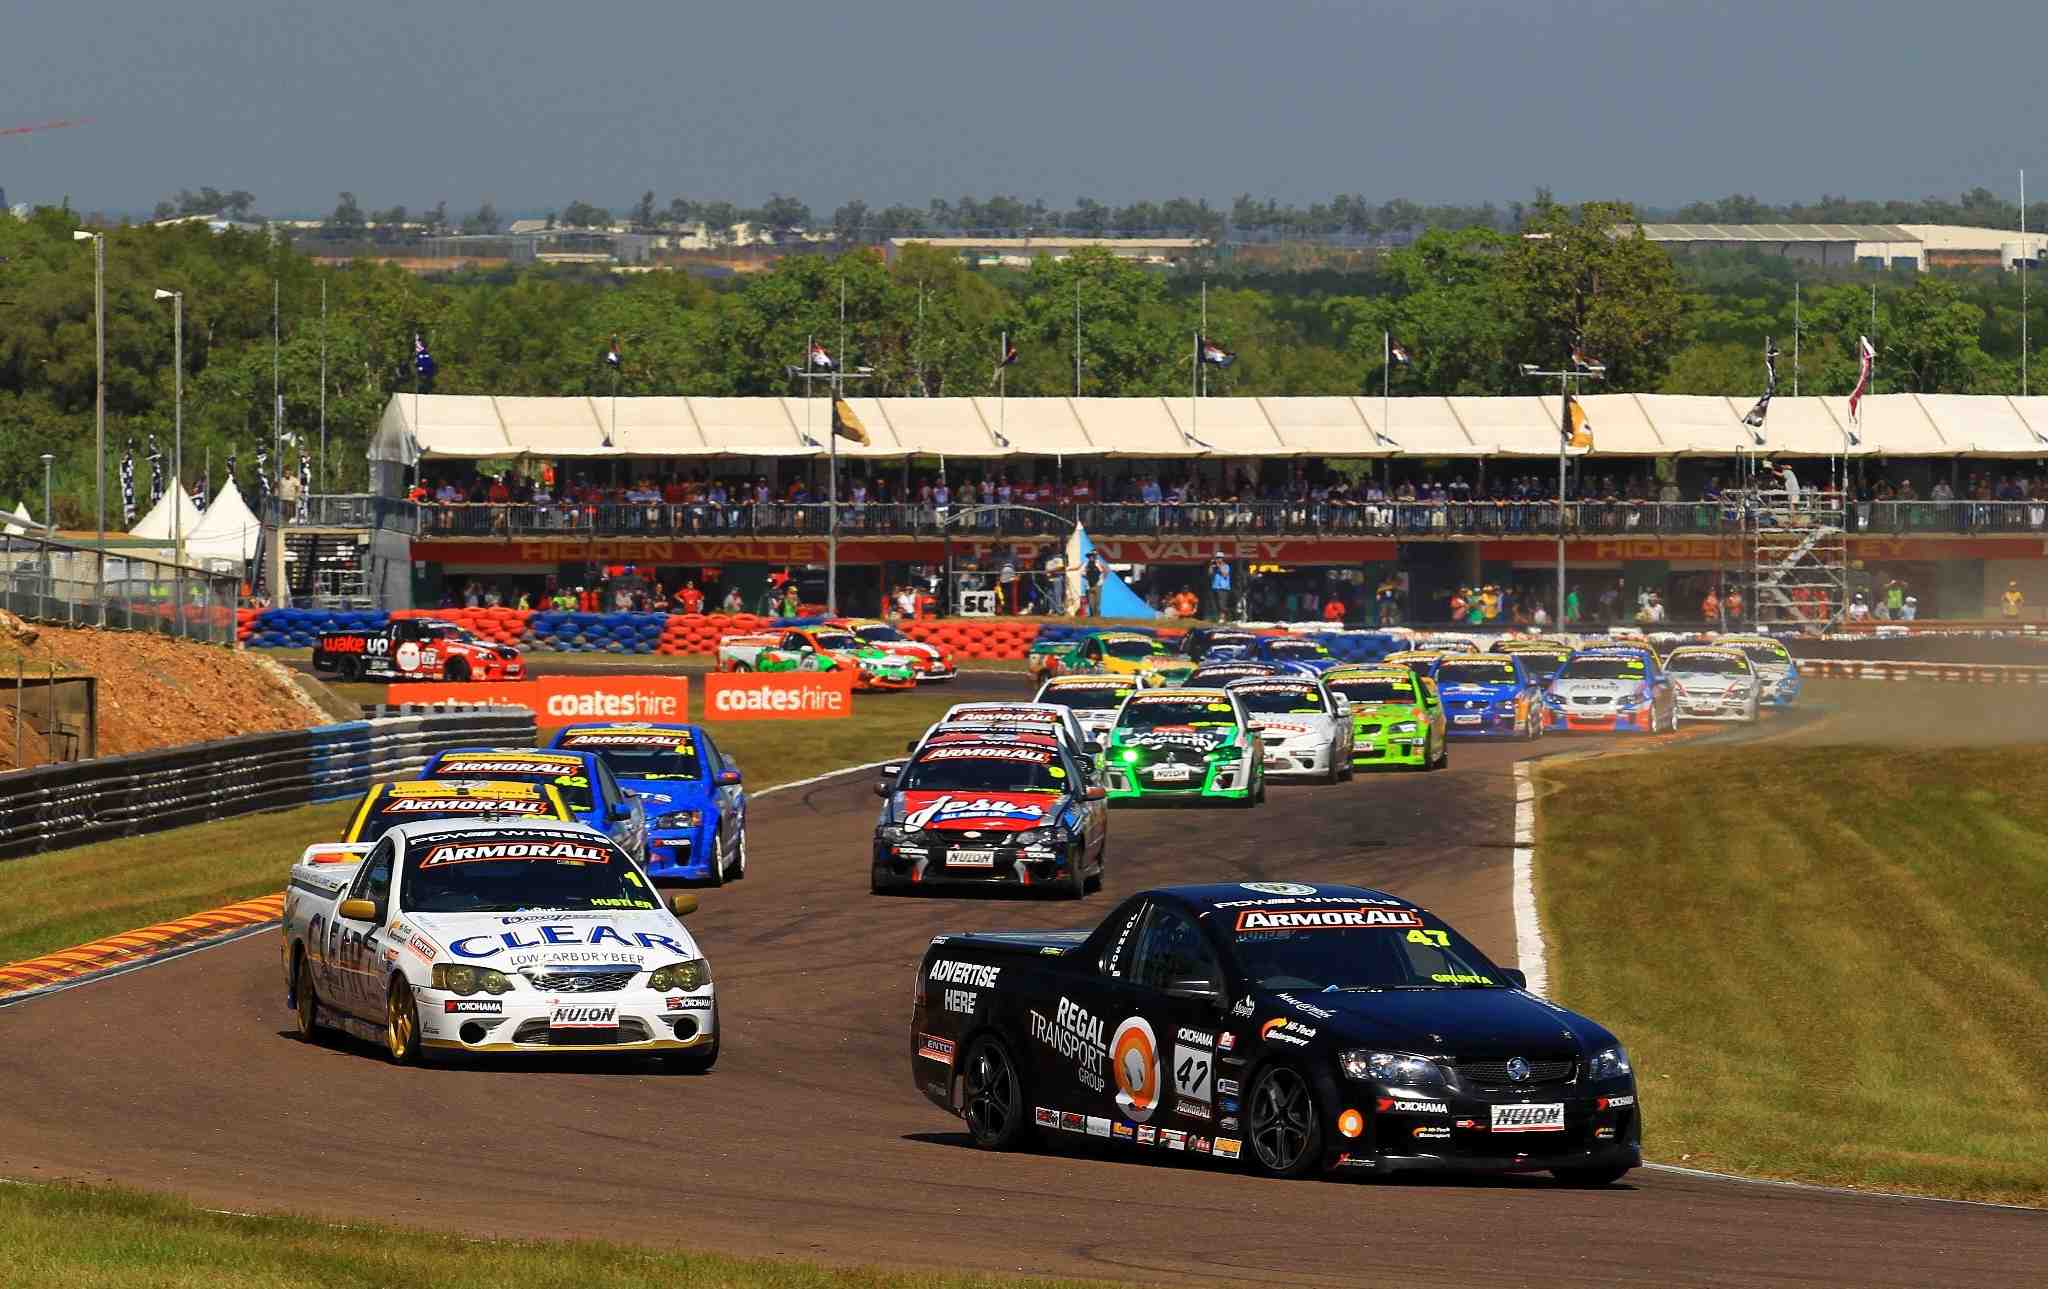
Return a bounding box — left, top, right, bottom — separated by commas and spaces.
1490, 1103, 1565, 1133
551, 1005, 618, 1029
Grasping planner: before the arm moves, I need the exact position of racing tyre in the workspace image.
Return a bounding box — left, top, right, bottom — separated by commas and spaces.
1245, 1062, 1323, 1178
664, 1003, 720, 1075
1064, 844, 1088, 899
732, 662, 751, 673
293, 954, 323, 1041
1551, 1162, 1633, 1187
337, 656, 362, 682
384, 978, 423, 1065
730, 827, 748, 880
443, 658, 470, 683
960, 1034, 1031, 1151
705, 831, 727, 888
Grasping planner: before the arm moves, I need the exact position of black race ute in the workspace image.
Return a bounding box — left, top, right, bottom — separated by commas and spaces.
910, 882, 1640, 1184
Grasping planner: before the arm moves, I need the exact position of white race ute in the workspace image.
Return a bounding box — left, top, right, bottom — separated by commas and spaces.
282, 817, 718, 1071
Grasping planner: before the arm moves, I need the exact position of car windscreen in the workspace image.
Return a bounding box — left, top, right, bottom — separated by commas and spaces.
1226, 906, 1506, 990
1322, 676, 1414, 704
1229, 683, 1327, 715
1100, 637, 1162, 660
354, 793, 561, 844
426, 756, 595, 812
809, 631, 860, 650
1263, 640, 1326, 658
1119, 697, 1238, 730
1738, 644, 1790, 665
1669, 654, 1749, 675
898, 746, 1068, 793
852, 623, 905, 642
400, 829, 654, 914
1558, 657, 1647, 681
1038, 684, 1135, 712
553, 731, 703, 781
1435, 661, 1520, 687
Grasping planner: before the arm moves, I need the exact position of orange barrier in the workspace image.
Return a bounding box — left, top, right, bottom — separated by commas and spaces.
396, 675, 691, 725
703, 671, 855, 720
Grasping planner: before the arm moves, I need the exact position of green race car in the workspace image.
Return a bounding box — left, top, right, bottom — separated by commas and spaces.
1101, 687, 1265, 805
1027, 630, 1195, 688
1320, 664, 1448, 770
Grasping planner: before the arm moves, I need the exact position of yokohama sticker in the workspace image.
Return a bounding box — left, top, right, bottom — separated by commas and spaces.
1235, 907, 1423, 932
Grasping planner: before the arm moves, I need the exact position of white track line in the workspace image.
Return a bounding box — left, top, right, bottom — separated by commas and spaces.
1642, 1161, 2042, 1211
1511, 760, 1548, 997
751, 760, 892, 799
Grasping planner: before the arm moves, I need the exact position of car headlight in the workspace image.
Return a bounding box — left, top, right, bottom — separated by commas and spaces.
1587, 1046, 1632, 1080
1014, 826, 1063, 846
1543, 693, 1565, 707
1118, 747, 1141, 763
1617, 692, 1647, 709
655, 809, 702, 829
432, 964, 513, 995
648, 959, 711, 991
1339, 1050, 1449, 1087
878, 822, 917, 841
1394, 721, 1419, 733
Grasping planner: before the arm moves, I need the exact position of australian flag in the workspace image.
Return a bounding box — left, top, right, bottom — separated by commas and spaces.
1570, 342, 1606, 375
1388, 338, 1412, 366
809, 341, 835, 371
1199, 335, 1235, 368
992, 339, 1019, 385
414, 333, 436, 381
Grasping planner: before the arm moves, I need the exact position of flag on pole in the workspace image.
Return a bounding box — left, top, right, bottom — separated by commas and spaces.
604, 334, 621, 369
254, 447, 272, 512
192, 463, 209, 513
1562, 395, 1593, 451
1388, 338, 1412, 366
297, 447, 312, 522
1847, 335, 1875, 423
809, 341, 836, 371
832, 398, 870, 445
146, 433, 165, 504
226, 450, 238, 487
414, 333, 436, 380
1199, 335, 1235, 368
1742, 339, 1779, 434
119, 441, 136, 525
992, 339, 1019, 386
1570, 342, 1605, 375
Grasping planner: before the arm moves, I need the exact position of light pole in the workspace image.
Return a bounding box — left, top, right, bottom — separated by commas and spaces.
40, 453, 54, 534
155, 288, 186, 633
1520, 354, 1605, 630
72, 229, 105, 614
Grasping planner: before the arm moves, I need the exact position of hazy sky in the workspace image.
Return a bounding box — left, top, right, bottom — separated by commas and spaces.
5, 0, 2040, 218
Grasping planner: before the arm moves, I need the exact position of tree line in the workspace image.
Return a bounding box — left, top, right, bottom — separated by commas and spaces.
3, 198, 2041, 526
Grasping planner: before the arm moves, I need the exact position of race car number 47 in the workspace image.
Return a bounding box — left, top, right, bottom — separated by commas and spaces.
1490, 1103, 1565, 1133
551, 1005, 618, 1029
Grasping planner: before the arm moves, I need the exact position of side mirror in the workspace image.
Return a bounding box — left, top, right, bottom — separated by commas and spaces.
716, 769, 742, 786
668, 893, 699, 918
609, 803, 634, 822
1502, 966, 1528, 990
1164, 977, 1222, 1003
905, 738, 920, 754
1084, 784, 1107, 800
338, 898, 378, 922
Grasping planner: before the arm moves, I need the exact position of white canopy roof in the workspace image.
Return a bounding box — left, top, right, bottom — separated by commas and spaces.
185, 480, 261, 563
4, 503, 32, 535
128, 485, 205, 541
373, 393, 2046, 463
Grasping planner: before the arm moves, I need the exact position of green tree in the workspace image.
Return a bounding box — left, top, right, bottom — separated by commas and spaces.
1498, 200, 1691, 389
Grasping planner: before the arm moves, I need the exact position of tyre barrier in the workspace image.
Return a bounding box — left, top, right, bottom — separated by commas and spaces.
0, 706, 536, 861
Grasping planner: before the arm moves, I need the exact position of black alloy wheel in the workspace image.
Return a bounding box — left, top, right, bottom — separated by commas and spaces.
443, 658, 470, 683
1064, 843, 1088, 899
961, 1035, 1030, 1150
1246, 1063, 1323, 1177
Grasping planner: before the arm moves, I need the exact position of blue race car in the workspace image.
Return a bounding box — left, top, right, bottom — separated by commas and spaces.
1432, 653, 1545, 740
1720, 635, 1802, 706
1543, 646, 1678, 734
548, 722, 748, 884
417, 746, 648, 862
1252, 635, 1342, 675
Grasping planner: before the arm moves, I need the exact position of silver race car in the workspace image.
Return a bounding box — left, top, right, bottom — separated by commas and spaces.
1663, 645, 1762, 724
1225, 675, 1355, 782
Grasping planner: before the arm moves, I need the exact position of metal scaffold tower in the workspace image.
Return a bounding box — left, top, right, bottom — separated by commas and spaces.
1742, 486, 1848, 629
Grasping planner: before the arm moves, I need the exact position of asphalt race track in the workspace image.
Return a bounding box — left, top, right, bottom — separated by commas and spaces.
3, 698, 2044, 1286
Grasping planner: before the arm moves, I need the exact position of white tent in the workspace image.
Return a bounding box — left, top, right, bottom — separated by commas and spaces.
185, 480, 261, 564
128, 486, 205, 542
3, 503, 32, 535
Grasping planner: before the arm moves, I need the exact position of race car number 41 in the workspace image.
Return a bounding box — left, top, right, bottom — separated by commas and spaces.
1490, 1103, 1565, 1133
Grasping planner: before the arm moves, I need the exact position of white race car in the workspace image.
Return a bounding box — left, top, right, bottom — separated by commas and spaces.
1225, 675, 1355, 781
1663, 645, 1763, 724
1031, 674, 1140, 743
282, 817, 717, 1071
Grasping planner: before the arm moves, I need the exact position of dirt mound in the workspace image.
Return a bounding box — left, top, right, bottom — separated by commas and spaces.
0, 625, 323, 771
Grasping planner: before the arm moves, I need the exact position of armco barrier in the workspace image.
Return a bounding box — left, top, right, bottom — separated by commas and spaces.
0, 706, 535, 860
1799, 660, 2048, 685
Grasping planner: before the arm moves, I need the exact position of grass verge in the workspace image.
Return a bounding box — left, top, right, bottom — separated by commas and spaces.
1536, 719, 2048, 1206
0, 1181, 1114, 1289
0, 690, 967, 967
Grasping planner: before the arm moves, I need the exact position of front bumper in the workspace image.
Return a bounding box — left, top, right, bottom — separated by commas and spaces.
1351, 731, 1429, 767
643, 825, 715, 880
1760, 674, 1800, 705
853, 670, 919, 691
1545, 703, 1654, 732
1105, 758, 1255, 800
1442, 703, 1523, 738
1674, 693, 1756, 721
1257, 738, 1338, 776
415, 984, 716, 1054
872, 836, 1081, 889
1328, 1084, 1643, 1175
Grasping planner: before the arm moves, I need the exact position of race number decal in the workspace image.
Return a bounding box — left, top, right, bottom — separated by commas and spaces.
1172, 1027, 1215, 1119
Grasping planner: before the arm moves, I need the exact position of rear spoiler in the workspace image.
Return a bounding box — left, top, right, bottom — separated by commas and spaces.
299, 841, 373, 867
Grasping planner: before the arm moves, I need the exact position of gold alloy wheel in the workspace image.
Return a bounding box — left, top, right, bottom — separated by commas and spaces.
294, 959, 319, 1040
385, 979, 419, 1063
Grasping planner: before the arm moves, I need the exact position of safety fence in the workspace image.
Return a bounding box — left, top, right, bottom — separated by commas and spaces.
1796, 660, 2048, 685
1, 532, 242, 644
0, 705, 536, 860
